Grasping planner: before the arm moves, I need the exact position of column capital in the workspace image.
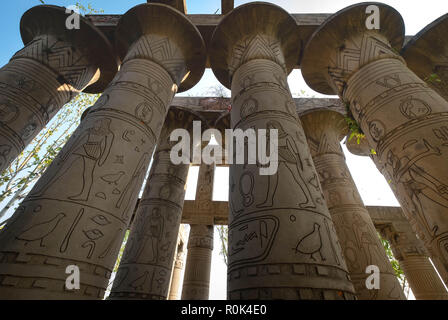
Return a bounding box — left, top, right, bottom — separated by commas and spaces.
156, 106, 204, 154
345, 134, 372, 157
402, 14, 448, 100
18, 5, 119, 93
378, 223, 428, 261
302, 2, 404, 95
300, 108, 348, 156
115, 3, 206, 92
187, 224, 214, 250
209, 2, 300, 89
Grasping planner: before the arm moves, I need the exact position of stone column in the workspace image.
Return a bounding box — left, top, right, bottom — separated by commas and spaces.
108, 107, 202, 300
181, 224, 214, 300
401, 19, 448, 283
0, 3, 205, 299
210, 3, 355, 300
0, 5, 118, 173
346, 134, 448, 286
302, 2, 448, 289
168, 234, 186, 300
402, 14, 448, 101
181, 163, 215, 300
300, 109, 405, 300
371, 206, 448, 299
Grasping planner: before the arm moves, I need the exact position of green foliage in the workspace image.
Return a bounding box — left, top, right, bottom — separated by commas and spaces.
0, 93, 99, 220
217, 225, 228, 266
344, 102, 365, 144
425, 73, 442, 84
379, 235, 407, 292
344, 102, 377, 155
74, 2, 104, 15
37, 1, 104, 15
113, 230, 129, 273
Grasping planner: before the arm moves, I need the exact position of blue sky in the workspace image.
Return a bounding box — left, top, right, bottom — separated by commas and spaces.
0, 0, 225, 66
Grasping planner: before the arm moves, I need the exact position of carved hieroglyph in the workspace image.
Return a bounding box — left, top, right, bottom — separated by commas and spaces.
210, 3, 355, 300
0, 5, 118, 173
370, 206, 448, 300
109, 107, 203, 300
0, 3, 205, 299
181, 224, 214, 300
302, 2, 448, 289
301, 109, 405, 300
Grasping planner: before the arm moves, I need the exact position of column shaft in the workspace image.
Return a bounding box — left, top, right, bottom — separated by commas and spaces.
168, 242, 186, 300
181, 163, 215, 299
378, 223, 448, 300
346, 57, 448, 283
301, 110, 405, 299
181, 224, 214, 300
347, 134, 448, 286
0, 58, 173, 300
400, 256, 447, 299
108, 150, 189, 299
109, 107, 199, 300
227, 59, 354, 300
0, 4, 205, 299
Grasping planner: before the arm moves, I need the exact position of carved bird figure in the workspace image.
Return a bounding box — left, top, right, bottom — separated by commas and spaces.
129, 271, 149, 291
16, 212, 66, 247
294, 223, 326, 261
100, 171, 125, 185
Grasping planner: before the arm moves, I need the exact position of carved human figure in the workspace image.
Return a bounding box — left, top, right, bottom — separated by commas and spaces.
32, 118, 114, 200
0, 4, 205, 299
257, 120, 314, 209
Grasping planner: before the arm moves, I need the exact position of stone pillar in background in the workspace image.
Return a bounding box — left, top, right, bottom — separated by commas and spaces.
401, 20, 448, 283
0, 5, 118, 173
302, 2, 448, 289
346, 134, 448, 286
109, 107, 203, 300
181, 224, 214, 300
210, 3, 355, 300
0, 3, 205, 299
402, 14, 448, 101
168, 230, 187, 300
300, 108, 405, 300
181, 163, 215, 300
379, 224, 448, 300
370, 206, 448, 300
